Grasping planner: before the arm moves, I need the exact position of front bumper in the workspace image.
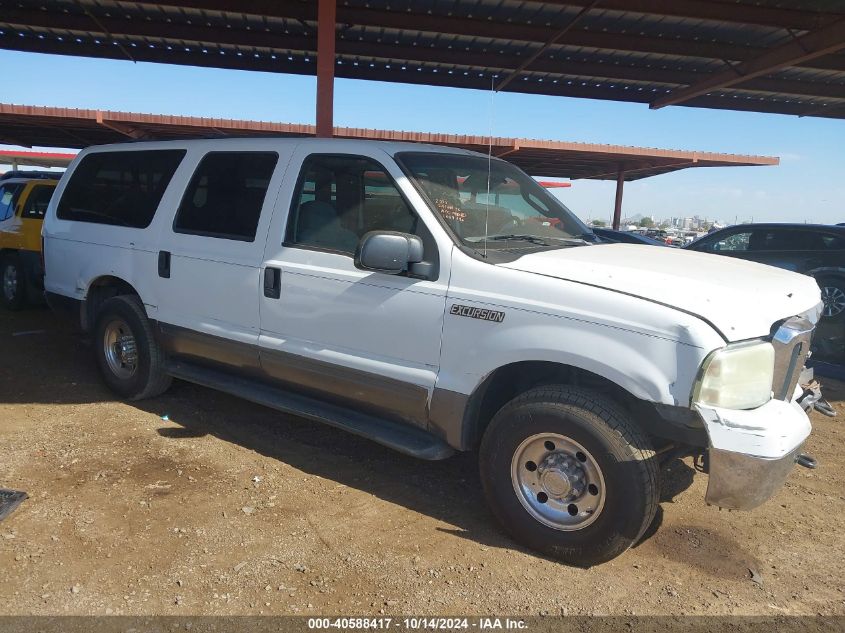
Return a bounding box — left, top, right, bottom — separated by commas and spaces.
695, 386, 811, 511
705, 444, 803, 510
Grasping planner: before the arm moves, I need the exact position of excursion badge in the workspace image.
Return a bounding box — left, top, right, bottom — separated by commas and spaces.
450, 304, 505, 323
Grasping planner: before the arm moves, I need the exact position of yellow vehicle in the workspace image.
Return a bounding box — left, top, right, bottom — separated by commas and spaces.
0, 175, 59, 309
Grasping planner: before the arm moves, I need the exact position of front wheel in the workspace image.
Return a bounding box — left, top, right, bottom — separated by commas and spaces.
94, 295, 172, 400
1, 254, 26, 310
479, 386, 659, 567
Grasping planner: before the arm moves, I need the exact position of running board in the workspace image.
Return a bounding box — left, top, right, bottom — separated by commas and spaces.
165, 361, 455, 460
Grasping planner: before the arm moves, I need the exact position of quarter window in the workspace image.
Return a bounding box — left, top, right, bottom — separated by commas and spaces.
286, 155, 422, 254
57, 150, 185, 228
174, 152, 278, 242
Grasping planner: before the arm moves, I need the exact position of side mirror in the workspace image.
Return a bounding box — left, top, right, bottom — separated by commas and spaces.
355, 231, 424, 275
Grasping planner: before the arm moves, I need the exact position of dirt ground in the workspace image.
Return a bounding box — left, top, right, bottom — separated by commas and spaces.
1, 307, 844, 617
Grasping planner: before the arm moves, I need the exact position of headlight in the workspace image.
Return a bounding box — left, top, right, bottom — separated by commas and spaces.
693, 341, 775, 410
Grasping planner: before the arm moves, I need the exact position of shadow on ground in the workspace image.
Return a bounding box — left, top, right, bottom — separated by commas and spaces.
1, 306, 697, 559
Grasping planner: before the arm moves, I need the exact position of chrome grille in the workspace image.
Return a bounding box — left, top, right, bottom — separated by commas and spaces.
771, 316, 814, 401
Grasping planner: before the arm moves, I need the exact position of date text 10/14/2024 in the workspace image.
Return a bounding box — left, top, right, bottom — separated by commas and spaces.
307, 617, 528, 630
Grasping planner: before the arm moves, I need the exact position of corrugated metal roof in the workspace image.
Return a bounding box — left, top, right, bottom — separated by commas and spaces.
0, 103, 778, 180
0, 1, 842, 118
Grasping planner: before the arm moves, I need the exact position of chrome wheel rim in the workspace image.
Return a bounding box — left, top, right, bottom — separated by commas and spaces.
821, 285, 845, 318
510, 433, 606, 531
103, 318, 138, 379
3, 264, 17, 301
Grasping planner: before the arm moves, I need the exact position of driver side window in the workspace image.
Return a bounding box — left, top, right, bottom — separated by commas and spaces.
286, 154, 427, 255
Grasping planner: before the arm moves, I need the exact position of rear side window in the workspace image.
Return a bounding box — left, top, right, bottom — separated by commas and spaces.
22, 184, 55, 219
57, 150, 186, 228
173, 152, 278, 242
751, 230, 825, 251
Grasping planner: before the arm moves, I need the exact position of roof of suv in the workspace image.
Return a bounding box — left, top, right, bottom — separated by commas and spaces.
78, 136, 488, 159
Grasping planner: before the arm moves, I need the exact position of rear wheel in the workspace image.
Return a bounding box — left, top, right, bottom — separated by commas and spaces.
1, 254, 26, 310
479, 385, 658, 567
817, 275, 845, 322
94, 295, 172, 400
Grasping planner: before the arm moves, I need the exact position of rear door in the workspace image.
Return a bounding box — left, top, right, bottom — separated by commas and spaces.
744, 228, 830, 274
155, 150, 283, 371
257, 148, 449, 427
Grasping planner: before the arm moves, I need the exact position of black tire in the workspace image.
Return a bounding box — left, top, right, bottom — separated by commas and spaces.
93, 295, 172, 400
816, 275, 845, 323
1, 253, 27, 310
479, 385, 659, 567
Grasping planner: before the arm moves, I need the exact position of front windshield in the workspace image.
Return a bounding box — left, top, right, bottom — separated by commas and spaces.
397, 152, 591, 251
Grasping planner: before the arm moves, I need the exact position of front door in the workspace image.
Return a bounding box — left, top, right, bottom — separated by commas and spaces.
259, 150, 449, 427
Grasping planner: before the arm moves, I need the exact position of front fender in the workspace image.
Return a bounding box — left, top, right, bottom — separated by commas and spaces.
437, 317, 711, 409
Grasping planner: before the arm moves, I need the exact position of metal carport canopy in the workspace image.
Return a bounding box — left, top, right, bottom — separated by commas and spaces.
0, 149, 76, 169
0, 103, 778, 181
1, 0, 844, 127
0, 103, 778, 227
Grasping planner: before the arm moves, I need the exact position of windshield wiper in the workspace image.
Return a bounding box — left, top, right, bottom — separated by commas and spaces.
489, 234, 592, 246
485, 234, 552, 245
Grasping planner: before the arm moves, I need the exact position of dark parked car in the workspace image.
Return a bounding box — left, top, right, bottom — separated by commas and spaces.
685, 223, 845, 321
592, 227, 669, 246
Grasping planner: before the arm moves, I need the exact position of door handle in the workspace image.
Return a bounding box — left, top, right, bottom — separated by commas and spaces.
158, 251, 171, 278
263, 267, 281, 299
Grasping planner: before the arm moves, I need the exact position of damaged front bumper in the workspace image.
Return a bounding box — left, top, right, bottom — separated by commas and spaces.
695, 386, 812, 511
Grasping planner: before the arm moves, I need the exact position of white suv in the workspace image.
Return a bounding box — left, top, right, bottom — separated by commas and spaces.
43, 138, 821, 566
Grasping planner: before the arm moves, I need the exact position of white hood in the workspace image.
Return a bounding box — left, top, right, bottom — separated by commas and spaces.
499, 244, 822, 342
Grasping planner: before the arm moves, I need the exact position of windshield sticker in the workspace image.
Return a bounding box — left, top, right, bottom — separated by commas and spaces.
435, 198, 467, 223
450, 304, 505, 323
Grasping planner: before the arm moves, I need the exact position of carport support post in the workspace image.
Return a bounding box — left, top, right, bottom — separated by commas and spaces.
316, 0, 336, 138
612, 166, 625, 230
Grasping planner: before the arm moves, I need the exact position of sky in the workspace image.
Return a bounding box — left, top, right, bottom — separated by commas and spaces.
2, 49, 844, 225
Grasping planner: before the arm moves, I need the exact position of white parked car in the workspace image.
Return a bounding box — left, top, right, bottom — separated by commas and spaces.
43, 138, 821, 566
